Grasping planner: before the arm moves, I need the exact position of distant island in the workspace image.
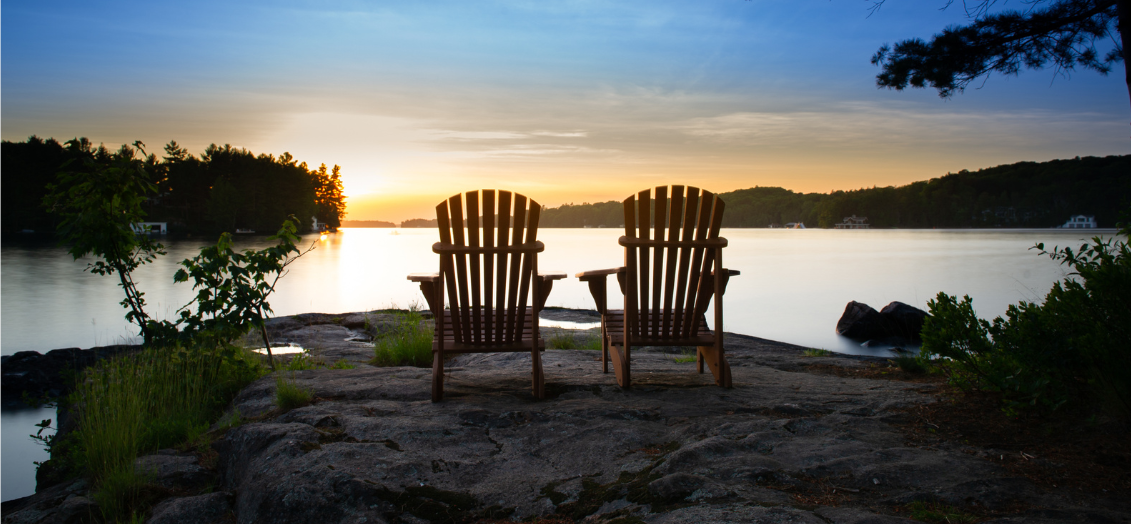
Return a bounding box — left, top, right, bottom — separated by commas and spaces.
387, 155, 1129, 230
340, 220, 396, 228
2, 136, 346, 236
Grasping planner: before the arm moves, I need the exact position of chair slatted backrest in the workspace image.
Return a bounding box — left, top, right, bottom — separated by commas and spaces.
435, 190, 542, 346
622, 185, 725, 341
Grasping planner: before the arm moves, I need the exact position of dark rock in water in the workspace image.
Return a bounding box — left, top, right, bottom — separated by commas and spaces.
837, 301, 930, 345
880, 301, 929, 341
835, 301, 893, 340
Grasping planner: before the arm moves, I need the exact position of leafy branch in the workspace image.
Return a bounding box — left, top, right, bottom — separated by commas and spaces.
43, 140, 165, 343
171, 218, 316, 369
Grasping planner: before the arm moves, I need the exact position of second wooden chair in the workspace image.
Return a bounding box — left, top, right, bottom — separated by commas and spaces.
409, 190, 565, 401
577, 185, 739, 388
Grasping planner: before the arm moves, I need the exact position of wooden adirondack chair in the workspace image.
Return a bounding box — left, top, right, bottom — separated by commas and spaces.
576, 185, 739, 389
408, 190, 566, 402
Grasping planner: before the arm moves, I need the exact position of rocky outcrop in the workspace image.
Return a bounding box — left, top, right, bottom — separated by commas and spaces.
1, 345, 138, 407
836, 301, 929, 345
6, 310, 1126, 524
147, 492, 233, 524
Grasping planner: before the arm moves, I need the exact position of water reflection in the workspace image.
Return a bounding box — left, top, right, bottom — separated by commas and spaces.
1, 406, 55, 502
252, 344, 306, 355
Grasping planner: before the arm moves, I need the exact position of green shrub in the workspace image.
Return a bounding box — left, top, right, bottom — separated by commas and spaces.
371, 310, 433, 367
920, 226, 1130, 417
275, 372, 313, 411
892, 355, 927, 374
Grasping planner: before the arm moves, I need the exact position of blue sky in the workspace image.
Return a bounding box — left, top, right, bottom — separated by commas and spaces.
3, 0, 1128, 220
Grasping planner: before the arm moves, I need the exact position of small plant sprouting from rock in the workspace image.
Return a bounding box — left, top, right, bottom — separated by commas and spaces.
803, 348, 833, 357
547, 331, 602, 350
275, 372, 313, 411
371, 309, 433, 367
672, 349, 697, 363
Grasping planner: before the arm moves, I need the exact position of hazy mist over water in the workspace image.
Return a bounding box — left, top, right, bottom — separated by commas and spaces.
1, 228, 1105, 356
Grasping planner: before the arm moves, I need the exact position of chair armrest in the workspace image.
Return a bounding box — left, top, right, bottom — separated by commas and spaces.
407, 273, 440, 283
576, 267, 624, 280
574, 267, 625, 314
538, 272, 567, 281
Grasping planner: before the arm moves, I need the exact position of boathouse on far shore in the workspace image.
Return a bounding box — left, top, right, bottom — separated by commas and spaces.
834, 215, 869, 229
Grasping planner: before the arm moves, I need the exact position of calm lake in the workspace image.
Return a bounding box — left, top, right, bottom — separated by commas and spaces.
1, 228, 1106, 355
0, 227, 1112, 501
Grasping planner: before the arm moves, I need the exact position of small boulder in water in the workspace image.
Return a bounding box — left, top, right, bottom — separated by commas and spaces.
880, 301, 929, 342
836, 300, 929, 344
835, 301, 892, 340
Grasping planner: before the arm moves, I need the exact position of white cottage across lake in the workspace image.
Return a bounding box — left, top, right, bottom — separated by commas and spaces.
1059, 215, 1097, 229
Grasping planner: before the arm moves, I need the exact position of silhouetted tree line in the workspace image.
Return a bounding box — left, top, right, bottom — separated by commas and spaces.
536, 155, 1130, 229
2, 136, 346, 235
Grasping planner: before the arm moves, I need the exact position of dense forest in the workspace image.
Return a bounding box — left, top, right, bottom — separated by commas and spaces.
2, 136, 346, 235
536, 155, 1130, 229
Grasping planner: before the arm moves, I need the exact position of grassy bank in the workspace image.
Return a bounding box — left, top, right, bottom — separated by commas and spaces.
57, 344, 265, 521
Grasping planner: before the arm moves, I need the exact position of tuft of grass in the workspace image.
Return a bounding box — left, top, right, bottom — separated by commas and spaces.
331, 358, 356, 369
579, 335, 603, 351
803, 348, 834, 357
284, 352, 323, 371
371, 309, 433, 367
69, 344, 263, 522
906, 501, 976, 523
547, 331, 602, 350
215, 409, 243, 431
672, 348, 697, 363
275, 372, 313, 411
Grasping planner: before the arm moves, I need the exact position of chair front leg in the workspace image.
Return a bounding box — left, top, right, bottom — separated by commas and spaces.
531, 338, 545, 399
431, 279, 446, 402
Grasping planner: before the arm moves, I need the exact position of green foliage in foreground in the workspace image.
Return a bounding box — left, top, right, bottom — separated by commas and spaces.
802, 348, 833, 357
371, 310, 433, 367
892, 355, 927, 374
920, 223, 1131, 418
68, 344, 264, 521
